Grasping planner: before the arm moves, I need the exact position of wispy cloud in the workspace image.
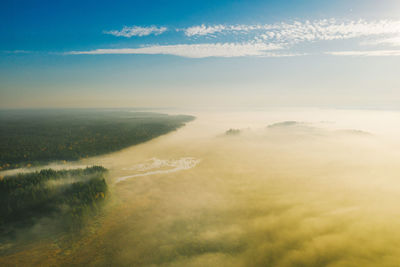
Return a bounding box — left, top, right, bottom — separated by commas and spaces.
263, 19, 400, 43
361, 37, 400, 47
66, 42, 293, 58
184, 19, 400, 45
84, 19, 400, 58
184, 25, 227, 37
3, 50, 31, 54
326, 50, 400, 56
184, 24, 276, 37
104, 26, 167, 37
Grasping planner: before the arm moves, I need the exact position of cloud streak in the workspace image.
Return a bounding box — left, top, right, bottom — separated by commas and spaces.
65, 42, 293, 58
326, 50, 400, 56
184, 24, 228, 37
361, 37, 400, 47
86, 19, 400, 58
183, 19, 400, 44
3, 50, 31, 54
104, 26, 167, 37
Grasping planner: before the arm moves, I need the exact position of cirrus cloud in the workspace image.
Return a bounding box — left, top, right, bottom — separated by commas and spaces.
65, 42, 293, 58
326, 50, 400, 56
104, 26, 167, 37
87, 19, 400, 58
184, 24, 228, 37
183, 19, 400, 44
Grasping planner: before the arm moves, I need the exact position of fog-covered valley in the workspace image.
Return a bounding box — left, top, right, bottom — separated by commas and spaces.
2, 108, 400, 266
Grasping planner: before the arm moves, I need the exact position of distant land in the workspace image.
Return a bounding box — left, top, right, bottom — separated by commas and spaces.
0, 110, 194, 170
0, 109, 194, 244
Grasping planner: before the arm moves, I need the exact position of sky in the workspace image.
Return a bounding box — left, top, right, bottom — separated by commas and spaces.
1, 0, 400, 109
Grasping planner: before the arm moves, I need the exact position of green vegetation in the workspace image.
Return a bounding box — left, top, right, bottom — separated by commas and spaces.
0, 109, 194, 170
0, 166, 108, 235
267, 121, 300, 128
225, 128, 241, 136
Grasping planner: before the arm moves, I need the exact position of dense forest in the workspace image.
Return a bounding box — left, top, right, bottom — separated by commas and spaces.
0, 110, 194, 170
0, 166, 108, 236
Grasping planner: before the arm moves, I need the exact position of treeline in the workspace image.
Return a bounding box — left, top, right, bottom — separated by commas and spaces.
0, 110, 194, 170
225, 128, 241, 136
0, 166, 108, 235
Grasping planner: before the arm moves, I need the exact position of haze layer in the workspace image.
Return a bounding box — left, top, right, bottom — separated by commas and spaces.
2, 108, 400, 267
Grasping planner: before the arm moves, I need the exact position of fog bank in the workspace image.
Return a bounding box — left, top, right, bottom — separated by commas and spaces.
2, 108, 400, 266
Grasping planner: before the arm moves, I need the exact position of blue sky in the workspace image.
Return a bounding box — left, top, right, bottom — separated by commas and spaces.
1, 0, 400, 108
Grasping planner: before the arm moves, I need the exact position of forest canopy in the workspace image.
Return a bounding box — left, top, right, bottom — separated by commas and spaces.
0, 166, 108, 236
0, 110, 194, 170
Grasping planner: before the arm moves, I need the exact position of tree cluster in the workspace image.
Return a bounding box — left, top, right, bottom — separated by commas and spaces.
0, 166, 108, 235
